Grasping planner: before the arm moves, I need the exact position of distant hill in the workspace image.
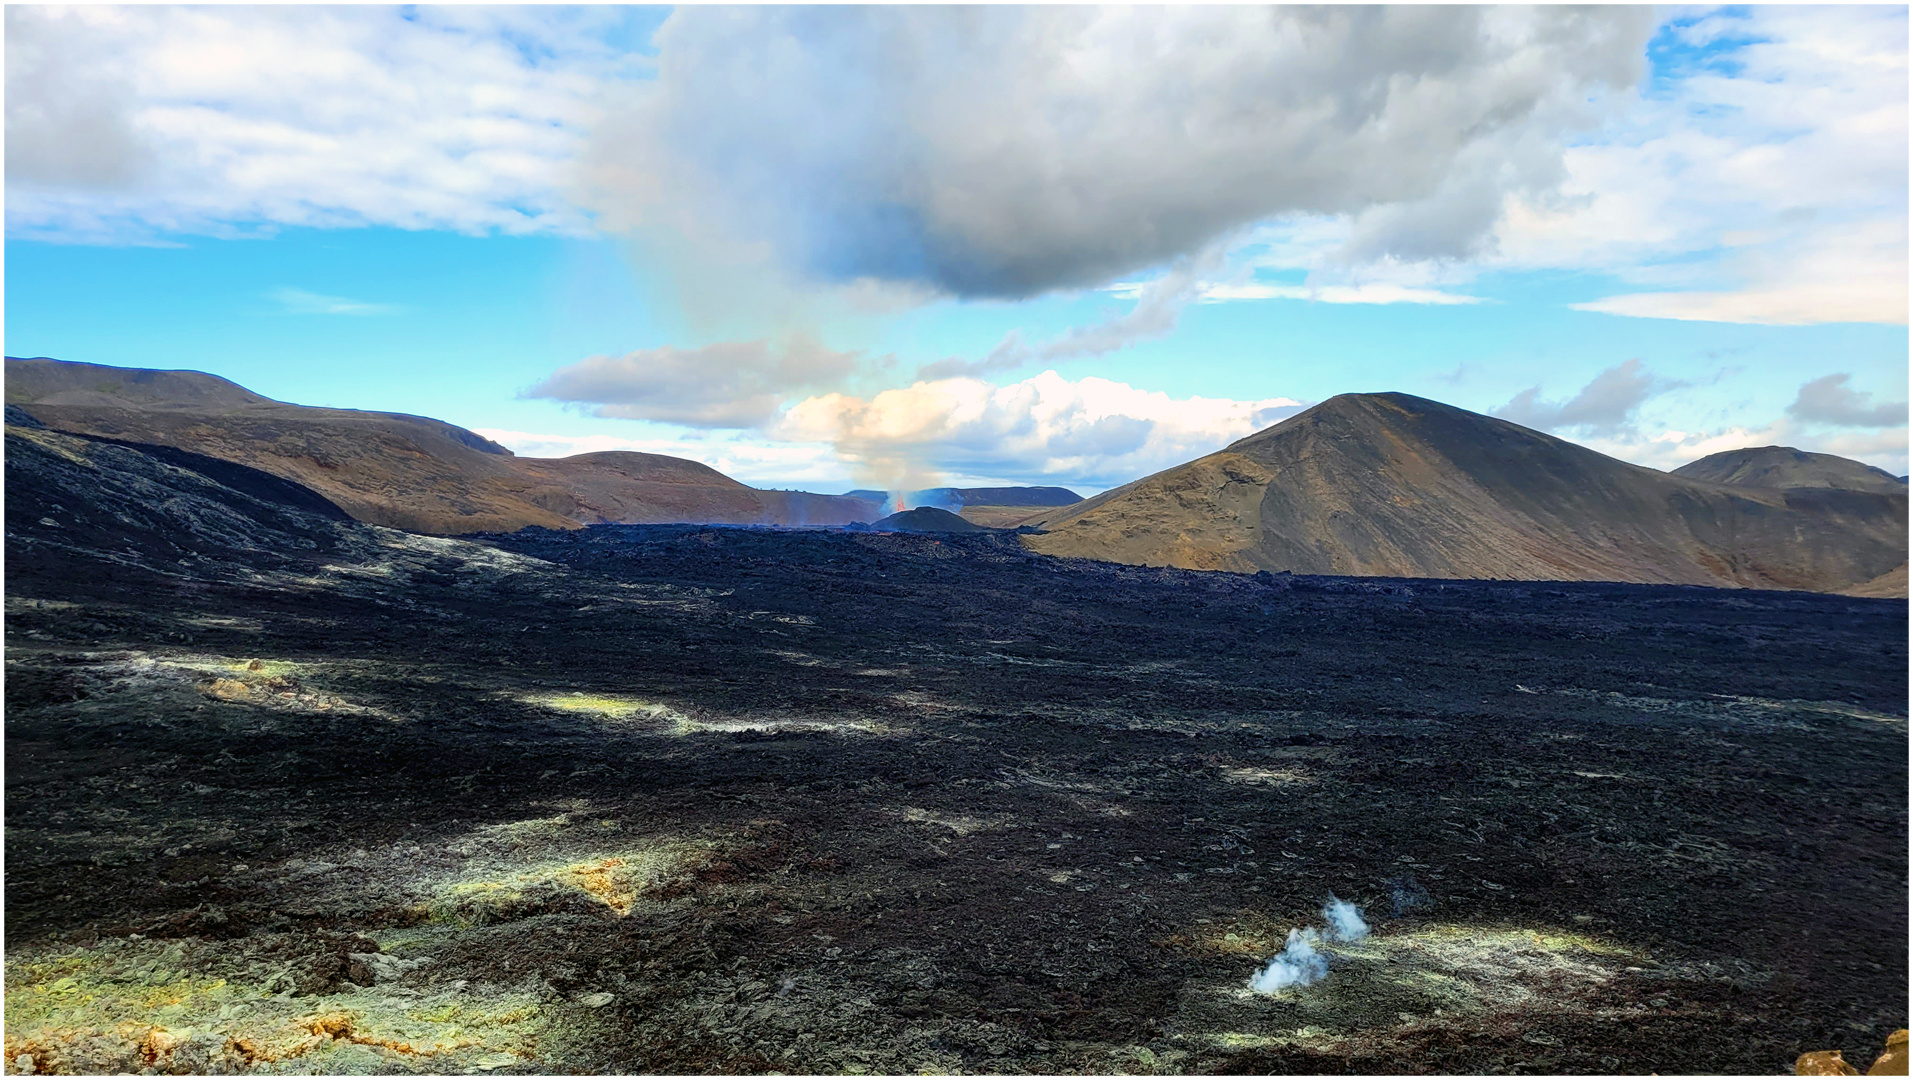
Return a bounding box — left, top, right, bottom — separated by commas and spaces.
6, 357, 276, 411
1022, 392, 1906, 597
6, 357, 873, 534
844, 486, 1082, 510
1672, 445, 1908, 494
925, 486, 1081, 507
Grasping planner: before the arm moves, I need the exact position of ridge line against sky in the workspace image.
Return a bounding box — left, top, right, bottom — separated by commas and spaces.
5, 3, 1907, 493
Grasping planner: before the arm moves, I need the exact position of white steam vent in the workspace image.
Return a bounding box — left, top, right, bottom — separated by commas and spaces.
1323, 895, 1370, 942
1247, 895, 1371, 994
1247, 927, 1328, 993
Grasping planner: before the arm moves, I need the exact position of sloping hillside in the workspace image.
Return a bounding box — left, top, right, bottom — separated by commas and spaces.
5, 421, 360, 577
6, 357, 873, 534
1023, 392, 1906, 596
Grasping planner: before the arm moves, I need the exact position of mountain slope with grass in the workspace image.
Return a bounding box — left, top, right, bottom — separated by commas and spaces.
6, 357, 874, 534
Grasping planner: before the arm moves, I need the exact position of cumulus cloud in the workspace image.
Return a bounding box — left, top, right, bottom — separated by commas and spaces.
525, 336, 869, 429
773, 370, 1305, 489
586, 6, 1651, 299
1788, 374, 1909, 428
6, 6, 646, 241
1494, 359, 1670, 435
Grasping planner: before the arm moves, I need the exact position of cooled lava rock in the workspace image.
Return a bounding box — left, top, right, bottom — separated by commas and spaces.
871, 506, 986, 533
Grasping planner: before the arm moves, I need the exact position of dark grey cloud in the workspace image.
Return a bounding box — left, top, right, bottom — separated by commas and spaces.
526, 337, 866, 428
1787, 373, 1908, 428
1495, 359, 1665, 435
5, 8, 154, 189
586, 6, 1654, 300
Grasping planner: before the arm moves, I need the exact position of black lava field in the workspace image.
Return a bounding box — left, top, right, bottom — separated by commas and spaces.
5, 488, 1906, 1073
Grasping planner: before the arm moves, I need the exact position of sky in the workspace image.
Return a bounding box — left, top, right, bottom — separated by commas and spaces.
6, 4, 1908, 495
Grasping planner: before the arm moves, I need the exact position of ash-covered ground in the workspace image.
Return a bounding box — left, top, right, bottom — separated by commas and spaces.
5, 430, 1907, 1074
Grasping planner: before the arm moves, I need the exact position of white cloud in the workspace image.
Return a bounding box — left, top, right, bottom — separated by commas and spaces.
1576, 422, 1793, 473
6, 6, 647, 242
1574, 419, 1908, 477
269, 287, 397, 316
1809, 429, 1912, 476
773, 370, 1304, 489
1499, 7, 1908, 325
1566, 220, 1908, 326
1106, 280, 1483, 306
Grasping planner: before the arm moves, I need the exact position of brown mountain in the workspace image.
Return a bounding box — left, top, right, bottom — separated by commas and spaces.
5, 357, 873, 534
1672, 445, 1908, 494
1667, 447, 1909, 597
1021, 392, 1907, 596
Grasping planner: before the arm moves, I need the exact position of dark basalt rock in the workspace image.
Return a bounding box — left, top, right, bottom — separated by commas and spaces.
871, 506, 987, 533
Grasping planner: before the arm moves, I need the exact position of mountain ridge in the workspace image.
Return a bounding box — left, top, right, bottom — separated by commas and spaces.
1023, 392, 1906, 596
5, 357, 873, 534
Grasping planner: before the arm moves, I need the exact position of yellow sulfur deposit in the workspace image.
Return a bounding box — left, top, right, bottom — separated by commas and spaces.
1797, 1030, 1909, 1077
1869, 1030, 1909, 1076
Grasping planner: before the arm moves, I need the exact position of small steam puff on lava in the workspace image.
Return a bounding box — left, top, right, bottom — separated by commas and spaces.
1323, 896, 1370, 942
1247, 928, 1329, 994
1247, 895, 1371, 994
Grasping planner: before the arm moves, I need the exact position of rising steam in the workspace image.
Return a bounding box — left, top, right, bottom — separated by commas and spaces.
1247, 895, 1371, 995
1322, 896, 1370, 942
1246, 927, 1329, 994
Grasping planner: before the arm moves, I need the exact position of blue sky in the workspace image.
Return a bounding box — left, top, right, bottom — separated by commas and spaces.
6, 5, 1907, 492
